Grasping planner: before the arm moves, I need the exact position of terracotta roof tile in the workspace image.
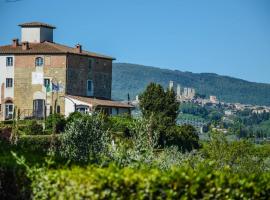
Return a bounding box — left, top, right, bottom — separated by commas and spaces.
19, 22, 56, 29
0, 41, 115, 60
67, 95, 134, 109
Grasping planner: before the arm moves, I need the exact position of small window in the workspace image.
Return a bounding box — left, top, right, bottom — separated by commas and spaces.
44, 78, 50, 87
6, 78, 13, 88
6, 57, 13, 66
87, 80, 92, 92
35, 57, 44, 67
88, 59, 92, 71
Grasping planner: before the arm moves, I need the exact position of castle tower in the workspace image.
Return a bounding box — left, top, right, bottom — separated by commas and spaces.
177, 84, 181, 98
169, 80, 174, 91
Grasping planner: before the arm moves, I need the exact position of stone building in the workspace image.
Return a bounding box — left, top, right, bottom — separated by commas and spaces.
0, 22, 133, 120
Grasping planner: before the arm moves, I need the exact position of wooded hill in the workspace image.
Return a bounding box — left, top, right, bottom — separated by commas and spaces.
112, 63, 270, 106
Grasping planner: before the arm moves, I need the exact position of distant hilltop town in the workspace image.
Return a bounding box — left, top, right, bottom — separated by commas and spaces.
169, 80, 196, 101
131, 80, 270, 115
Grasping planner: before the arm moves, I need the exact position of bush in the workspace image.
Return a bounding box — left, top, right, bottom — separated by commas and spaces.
28, 164, 270, 200
66, 111, 83, 124
107, 115, 134, 137
19, 120, 44, 135
17, 135, 60, 153
108, 117, 161, 167
45, 114, 66, 133
201, 132, 270, 174
60, 114, 109, 163
165, 125, 200, 152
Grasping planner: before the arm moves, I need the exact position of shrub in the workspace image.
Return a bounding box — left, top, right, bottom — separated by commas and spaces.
165, 125, 200, 152
17, 135, 60, 153
27, 164, 270, 200
201, 132, 270, 174
66, 111, 83, 124
107, 115, 133, 137
109, 117, 159, 167
60, 114, 109, 163
45, 114, 66, 133
19, 120, 44, 135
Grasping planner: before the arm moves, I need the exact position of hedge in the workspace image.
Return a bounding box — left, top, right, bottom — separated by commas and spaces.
30, 165, 270, 200
18, 135, 61, 152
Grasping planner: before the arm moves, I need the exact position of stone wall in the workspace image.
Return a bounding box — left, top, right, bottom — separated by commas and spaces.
66, 54, 112, 99
14, 55, 67, 117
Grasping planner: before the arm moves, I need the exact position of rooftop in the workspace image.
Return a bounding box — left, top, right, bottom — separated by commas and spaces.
0, 41, 115, 60
19, 22, 56, 29
67, 95, 134, 109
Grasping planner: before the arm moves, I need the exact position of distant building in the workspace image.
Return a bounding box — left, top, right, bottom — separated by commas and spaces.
210, 96, 218, 104
169, 80, 174, 90
0, 22, 133, 120
169, 81, 195, 101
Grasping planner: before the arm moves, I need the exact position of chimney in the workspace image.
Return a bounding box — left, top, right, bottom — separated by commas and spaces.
75, 44, 82, 53
22, 41, 29, 50
12, 38, 19, 47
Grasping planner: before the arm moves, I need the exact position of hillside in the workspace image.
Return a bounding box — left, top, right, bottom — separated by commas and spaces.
112, 63, 270, 106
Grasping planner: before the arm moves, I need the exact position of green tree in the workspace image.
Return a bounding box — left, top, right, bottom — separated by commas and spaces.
139, 83, 166, 118
139, 83, 179, 126
139, 83, 180, 147
60, 114, 109, 163
166, 125, 199, 152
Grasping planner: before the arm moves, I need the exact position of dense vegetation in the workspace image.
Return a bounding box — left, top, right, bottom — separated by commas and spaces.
1, 83, 270, 199
112, 63, 270, 106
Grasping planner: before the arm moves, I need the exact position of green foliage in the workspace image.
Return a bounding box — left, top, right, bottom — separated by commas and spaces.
45, 113, 66, 133
66, 111, 83, 124
25, 164, 270, 200
18, 135, 60, 153
201, 132, 270, 174
165, 125, 200, 152
180, 103, 209, 118
20, 120, 44, 135
60, 114, 109, 163
109, 117, 158, 167
139, 83, 181, 148
139, 83, 179, 125
106, 115, 134, 137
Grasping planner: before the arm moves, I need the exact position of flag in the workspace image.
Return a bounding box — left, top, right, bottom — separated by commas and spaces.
52, 83, 59, 92
46, 84, 51, 92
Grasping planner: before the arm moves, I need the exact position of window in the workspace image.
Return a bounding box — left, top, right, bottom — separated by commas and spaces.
76, 105, 89, 114
87, 80, 92, 92
6, 57, 13, 66
44, 78, 50, 87
5, 104, 13, 120
88, 59, 92, 71
35, 57, 44, 67
6, 78, 13, 88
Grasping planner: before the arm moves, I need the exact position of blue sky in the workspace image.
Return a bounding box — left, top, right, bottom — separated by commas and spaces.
0, 0, 269, 83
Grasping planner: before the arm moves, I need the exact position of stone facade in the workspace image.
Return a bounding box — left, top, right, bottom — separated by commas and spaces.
11, 54, 112, 119
66, 54, 112, 99
14, 55, 67, 117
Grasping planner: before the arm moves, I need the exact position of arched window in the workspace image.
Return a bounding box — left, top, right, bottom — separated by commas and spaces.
35, 57, 44, 67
